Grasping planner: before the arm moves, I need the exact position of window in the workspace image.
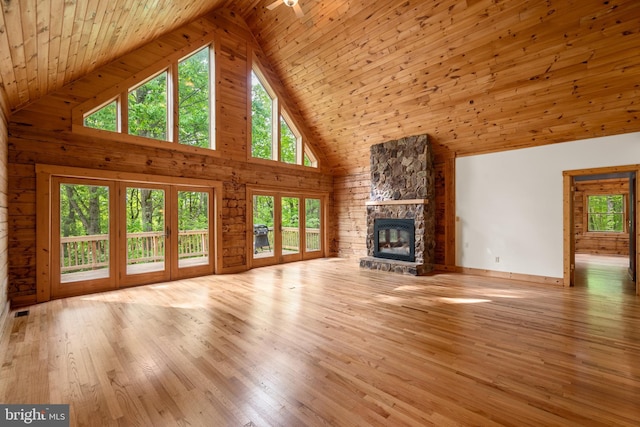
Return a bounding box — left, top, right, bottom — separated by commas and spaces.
280, 115, 298, 164
128, 71, 168, 141
304, 148, 318, 168
178, 48, 212, 148
251, 70, 275, 160
251, 64, 318, 168
84, 100, 118, 132
79, 44, 215, 150
587, 194, 626, 232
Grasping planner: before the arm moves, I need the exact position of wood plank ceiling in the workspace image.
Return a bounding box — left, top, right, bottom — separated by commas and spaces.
2, 0, 640, 174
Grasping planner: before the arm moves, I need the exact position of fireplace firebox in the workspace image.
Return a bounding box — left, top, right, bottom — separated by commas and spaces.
373, 219, 415, 262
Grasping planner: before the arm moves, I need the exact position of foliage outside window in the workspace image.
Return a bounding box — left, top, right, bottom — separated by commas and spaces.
253, 195, 275, 229
179, 48, 211, 148
84, 100, 117, 132
128, 72, 168, 141
81, 45, 214, 150
251, 71, 274, 160
587, 194, 625, 232
251, 66, 317, 168
280, 116, 297, 164
59, 183, 111, 280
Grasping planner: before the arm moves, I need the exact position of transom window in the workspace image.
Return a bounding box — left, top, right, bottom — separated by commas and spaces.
251, 65, 318, 168
587, 194, 626, 232
82, 45, 214, 150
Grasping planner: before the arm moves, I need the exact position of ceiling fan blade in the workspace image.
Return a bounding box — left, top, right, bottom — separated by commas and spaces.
292, 3, 304, 18
266, 0, 281, 10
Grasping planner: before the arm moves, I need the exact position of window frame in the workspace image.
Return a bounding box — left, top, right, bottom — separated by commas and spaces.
249, 60, 319, 169
73, 42, 216, 152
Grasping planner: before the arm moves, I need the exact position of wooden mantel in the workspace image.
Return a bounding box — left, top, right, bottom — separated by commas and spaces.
365, 199, 429, 206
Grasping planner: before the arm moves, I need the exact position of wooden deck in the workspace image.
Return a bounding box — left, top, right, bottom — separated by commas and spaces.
1, 256, 639, 426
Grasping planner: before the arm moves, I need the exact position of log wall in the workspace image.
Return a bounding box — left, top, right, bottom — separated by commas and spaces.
7, 9, 333, 306
574, 178, 630, 256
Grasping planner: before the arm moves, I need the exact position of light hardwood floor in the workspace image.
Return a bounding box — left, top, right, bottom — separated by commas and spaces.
1, 257, 639, 426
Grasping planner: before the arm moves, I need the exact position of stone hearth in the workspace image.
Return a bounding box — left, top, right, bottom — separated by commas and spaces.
359, 134, 435, 275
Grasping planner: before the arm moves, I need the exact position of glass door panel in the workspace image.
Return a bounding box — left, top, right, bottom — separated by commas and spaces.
52, 177, 116, 299
177, 190, 209, 268
251, 191, 308, 266
253, 195, 275, 260
305, 198, 322, 254
282, 197, 300, 255
59, 183, 111, 282
124, 186, 168, 277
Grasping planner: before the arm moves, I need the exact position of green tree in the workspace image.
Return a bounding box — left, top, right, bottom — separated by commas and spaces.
305, 199, 321, 228
60, 184, 109, 237
251, 72, 273, 159
253, 195, 274, 227
84, 101, 117, 131
281, 197, 299, 228
281, 117, 297, 164
178, 191, 209, 230
126, 188, 165, 233
129, 72, 168, 140
179, 48, 210, 148
588, 194, 624, 232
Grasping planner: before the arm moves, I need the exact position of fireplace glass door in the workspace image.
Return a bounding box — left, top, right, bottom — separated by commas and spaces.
374, 219, 415, 262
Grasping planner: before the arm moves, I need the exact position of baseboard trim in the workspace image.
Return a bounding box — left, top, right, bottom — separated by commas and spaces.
455, 266, 564, 286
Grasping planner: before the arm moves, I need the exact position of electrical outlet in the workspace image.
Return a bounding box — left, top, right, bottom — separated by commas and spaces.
495, 256, 500, 263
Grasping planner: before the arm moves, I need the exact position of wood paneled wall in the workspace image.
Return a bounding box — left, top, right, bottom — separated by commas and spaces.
0, 87, 9, 321
334, 167, 369, 259
574, 178, 630, 256
7, 9, 333, 306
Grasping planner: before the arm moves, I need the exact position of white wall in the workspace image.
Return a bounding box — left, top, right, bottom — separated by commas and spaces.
455, 132, 640, 278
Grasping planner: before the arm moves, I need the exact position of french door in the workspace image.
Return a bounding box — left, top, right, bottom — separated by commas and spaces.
52, 177, 117, 297
250, 189, 325, 267
51, 177, 214, 298
119, 183, 171, 287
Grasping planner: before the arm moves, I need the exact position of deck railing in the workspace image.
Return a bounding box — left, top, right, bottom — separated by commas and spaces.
61, 227, 320, 274
61, 230, 210, 274
256, 227, 321, 252
60, 234, 109, 273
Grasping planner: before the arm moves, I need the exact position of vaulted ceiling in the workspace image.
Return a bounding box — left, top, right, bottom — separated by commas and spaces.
2, 0, 639, 174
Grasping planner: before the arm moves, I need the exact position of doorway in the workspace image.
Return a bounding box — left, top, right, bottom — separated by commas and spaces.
563, 166, 639, 295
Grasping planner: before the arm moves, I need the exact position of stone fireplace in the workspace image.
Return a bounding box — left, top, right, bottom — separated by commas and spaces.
359, 134, 435, 275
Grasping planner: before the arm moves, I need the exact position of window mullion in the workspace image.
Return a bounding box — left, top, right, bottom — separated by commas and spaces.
170, 63, 179, 143
120, 90, 128, 134
273, 98, 280, 161
210, 45, 216, 150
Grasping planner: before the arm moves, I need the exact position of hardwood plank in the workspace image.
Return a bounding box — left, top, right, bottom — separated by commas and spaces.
1, 257, 639, 425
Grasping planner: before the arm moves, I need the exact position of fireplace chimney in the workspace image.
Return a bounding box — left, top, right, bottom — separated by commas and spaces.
360, 134, 435, 275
